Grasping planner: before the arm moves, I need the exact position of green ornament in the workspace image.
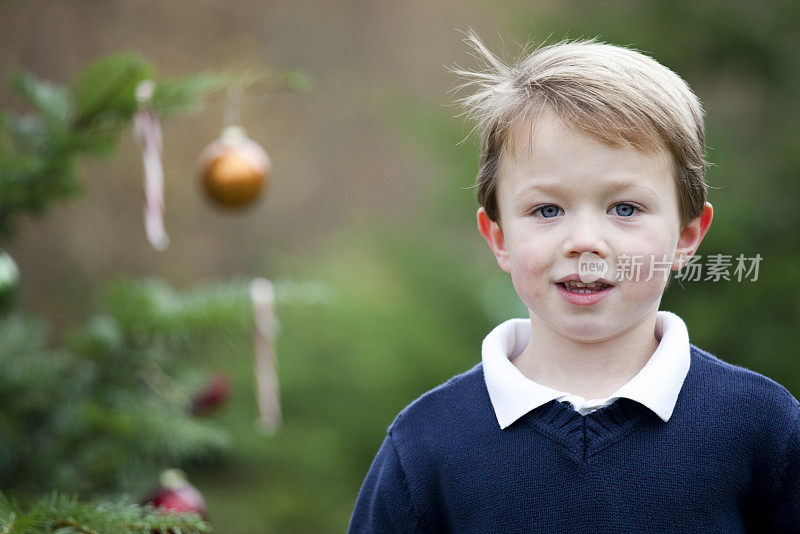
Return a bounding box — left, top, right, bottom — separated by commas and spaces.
0, 250, 20, 313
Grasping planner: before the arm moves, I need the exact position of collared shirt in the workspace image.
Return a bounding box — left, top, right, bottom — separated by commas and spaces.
482, 310, 691, 429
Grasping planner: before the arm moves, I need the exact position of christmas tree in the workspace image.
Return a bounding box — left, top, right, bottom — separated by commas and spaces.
0, 50, 302, 532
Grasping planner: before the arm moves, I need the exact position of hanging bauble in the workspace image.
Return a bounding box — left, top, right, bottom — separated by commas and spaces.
143, 468, 207, 520
190, 371, 232, 416
0, 250, 20, 314
197, 126, 271, 208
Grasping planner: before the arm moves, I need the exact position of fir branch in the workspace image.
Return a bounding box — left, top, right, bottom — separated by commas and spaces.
71, 63, 141, 131
0, 492, 211, 533
70, 53, 152, 131
0, 284, 236, 496
7, 70, 72, 127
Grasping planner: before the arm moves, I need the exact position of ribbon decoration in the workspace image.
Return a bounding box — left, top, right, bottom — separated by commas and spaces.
133, 80, 169, 251
250, 278, 282, 432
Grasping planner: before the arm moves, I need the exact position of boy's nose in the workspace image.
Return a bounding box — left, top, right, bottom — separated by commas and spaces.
561, 215, 611, 258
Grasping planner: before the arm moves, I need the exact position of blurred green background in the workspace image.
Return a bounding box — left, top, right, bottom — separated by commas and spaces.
1, 0, 799, 532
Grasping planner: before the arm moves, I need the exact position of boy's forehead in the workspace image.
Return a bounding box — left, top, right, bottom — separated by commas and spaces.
503, 109, 623, 162
503, 105, 671, 163
502, 109, 561, 161
497, 112, 676, 200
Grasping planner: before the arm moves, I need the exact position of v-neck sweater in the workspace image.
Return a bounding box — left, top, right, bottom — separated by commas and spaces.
348, 345, 800, 533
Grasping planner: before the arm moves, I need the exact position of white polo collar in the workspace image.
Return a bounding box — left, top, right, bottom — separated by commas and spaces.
482, 310, 691, 429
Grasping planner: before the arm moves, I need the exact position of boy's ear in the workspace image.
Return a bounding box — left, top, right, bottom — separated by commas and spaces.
673, 202, 714, 270
477, 207, 511, 273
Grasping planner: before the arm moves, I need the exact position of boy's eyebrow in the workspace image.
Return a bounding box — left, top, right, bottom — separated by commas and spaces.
513, 180, 660, 201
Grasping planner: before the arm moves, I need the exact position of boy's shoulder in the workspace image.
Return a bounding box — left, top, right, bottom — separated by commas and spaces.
387, 362, 491, 437
688, 343, 800, 419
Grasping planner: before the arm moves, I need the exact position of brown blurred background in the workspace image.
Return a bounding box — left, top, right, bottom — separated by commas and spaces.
0, 0, 499, 334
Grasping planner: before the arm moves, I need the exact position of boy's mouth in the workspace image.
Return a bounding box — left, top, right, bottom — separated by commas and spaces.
557, 281, 613, 294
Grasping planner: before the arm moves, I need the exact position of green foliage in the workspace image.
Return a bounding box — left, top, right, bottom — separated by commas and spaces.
0, 491, 210, 533
0, 277, 259, 499
147, 73, 231, 117
9, 70, 72, 128
70, 53, 155, 130
0, 53, 146, 236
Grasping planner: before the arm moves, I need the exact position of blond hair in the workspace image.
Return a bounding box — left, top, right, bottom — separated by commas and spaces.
450, 30, 708, 228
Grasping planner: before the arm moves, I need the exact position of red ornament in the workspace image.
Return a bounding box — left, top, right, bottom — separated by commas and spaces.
143, 469, 207, 520
190, 371, 232, 416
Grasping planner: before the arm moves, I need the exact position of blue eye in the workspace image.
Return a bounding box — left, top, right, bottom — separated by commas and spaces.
532, 205, 563, 218
530, 203, 640, 219
613, 203, 639, 217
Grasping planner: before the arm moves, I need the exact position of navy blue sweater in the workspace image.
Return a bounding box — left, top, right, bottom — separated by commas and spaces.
348, 345, 800, 532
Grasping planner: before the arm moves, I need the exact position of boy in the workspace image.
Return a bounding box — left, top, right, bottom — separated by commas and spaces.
348, 31, 800, 532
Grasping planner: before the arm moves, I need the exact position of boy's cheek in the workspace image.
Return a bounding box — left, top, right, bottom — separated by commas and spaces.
610, 240, 676, 281
508, 266, 548, 304
508, 252, 549, 284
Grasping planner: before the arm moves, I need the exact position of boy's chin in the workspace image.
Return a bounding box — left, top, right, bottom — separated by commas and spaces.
548, 316, 621, 343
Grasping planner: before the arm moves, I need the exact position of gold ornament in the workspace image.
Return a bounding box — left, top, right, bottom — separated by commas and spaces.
197, 126, 271, 208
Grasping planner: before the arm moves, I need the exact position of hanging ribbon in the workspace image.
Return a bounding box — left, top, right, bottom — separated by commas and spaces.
133, 80, 169, 251
250, 277, 282, 432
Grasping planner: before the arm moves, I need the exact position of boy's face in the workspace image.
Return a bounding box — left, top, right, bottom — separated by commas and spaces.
478, 109, 712, 342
